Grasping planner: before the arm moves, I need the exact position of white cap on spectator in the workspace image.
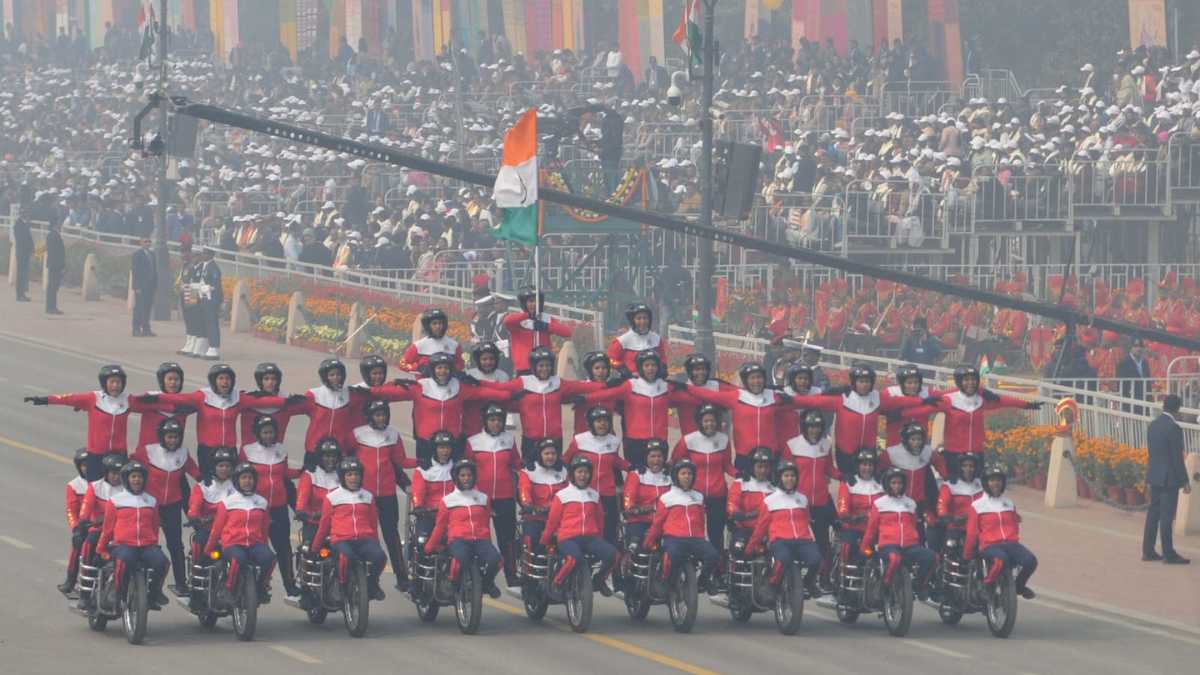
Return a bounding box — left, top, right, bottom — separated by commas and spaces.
1081, 63, 1094, 72
322, 201, 335, 209
1132, 66, 1144, 75
947, 157, 961, 167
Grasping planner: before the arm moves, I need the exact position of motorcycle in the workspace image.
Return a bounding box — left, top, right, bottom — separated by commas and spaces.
405, 508, 488, 635
930, 530, 1018, 638
179, 523, 263, 641
620, 525, 702, 633
287, 541, 374, 637
75, 553, 156, 645
514, 522, 599, 633
710, 531, 806, 635
822, 535, 915, 637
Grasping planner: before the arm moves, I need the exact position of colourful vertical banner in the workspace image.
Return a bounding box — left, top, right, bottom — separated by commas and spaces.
361, 0, 381, 56
501, 0, 525, 56
871, 0, 887, 51
636, 0, 650, 77
329, 0, 343, 57
744, 0, 758, 39
221, 0, 238, 55
345, 0, 361, 50
791, 0, 805, 50
647, 0, 664, 63
617, 0, 641, 82
279, 0, 297, 62
440, 0, 452, 53
845, 0, 872, 52
1127, 0, 1166, 48
412, 0, 430, 61
561, 0, 574, 50
885, 0, 902, 44
820, 0, 848, 55
942, 0, 963, 84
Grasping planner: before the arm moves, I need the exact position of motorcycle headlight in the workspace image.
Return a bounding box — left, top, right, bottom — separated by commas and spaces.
209, 550, 221, 561
417, 536, 427, 545
318, 547, 331, 559
946, 538, 959, 549
733, 539, 745, 551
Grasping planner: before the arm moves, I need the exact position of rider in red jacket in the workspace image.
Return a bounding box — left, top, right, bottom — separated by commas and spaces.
879, 423, 948, 520
607, 303, 667, 377
775, 363, 831, 442
411, 433, 458, 539
541, 456, 617, 596
465, 405, 522, 587
59, 449, 91, 597
564, 406, 631, 545
726, 448, 776, 548
400, 308, 465, 374
240, 415, 302, 599
643, 459, 721, 594
964, 462, 1038, 599
461, 343, 512, 437
881, 364, 950, 446
295, 441, 341, 545
424, 459, 503, 598
312, 457, 388, 601
585, 350, 690, 468
622, 442, 672, 549
238, 362, 304, 446
862, 467, 936, 598
747, 461, 823, 593
503, 287, 575, 373
131, 418, 199, 596
204, 463, 276, 602
835, 448, 884, 557
670, 405, 737, 552
134, 362, 195, 453
351, 401, 418, 591
781, 411, 839, 586
671, 354, 736, 436
929, 451, 983, 556
518, 440, 568, 552
96, 461, 171, 608
570, 351, 616, 434
289, 359, 372, 468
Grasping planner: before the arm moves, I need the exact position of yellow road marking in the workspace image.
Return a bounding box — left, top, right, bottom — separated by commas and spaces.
0, 433, 71, 465
269, 645, 322, 664
484, 598, 721, 675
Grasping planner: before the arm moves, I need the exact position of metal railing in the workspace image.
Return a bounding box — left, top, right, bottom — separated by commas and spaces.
1067, 150, 1171, 215
841, 189, 949, 251
1166, 132, 1200, 203
881, 81, 957, 118
795, 95, 882, 134
969, 170, 1071, 224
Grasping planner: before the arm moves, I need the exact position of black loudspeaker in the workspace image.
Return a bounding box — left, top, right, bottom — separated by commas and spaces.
714, 140, 761, 220
166, 113, 199, 158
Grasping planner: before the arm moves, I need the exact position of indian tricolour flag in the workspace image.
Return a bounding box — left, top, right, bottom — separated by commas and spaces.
673, 0, 701, 67
491, 108, 539, 246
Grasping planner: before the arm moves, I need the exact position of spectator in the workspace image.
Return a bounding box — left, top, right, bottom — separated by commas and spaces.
44, 219, 64, 315
12, 211, 31, 302
1116, 339, 1151, 413
1142, 395, 1191, 565
899, 317, 943, 366
130, 236, 157, 337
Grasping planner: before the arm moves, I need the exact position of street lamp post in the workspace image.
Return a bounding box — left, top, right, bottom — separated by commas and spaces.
152, 0, 172, 320
694, 0, 718, 359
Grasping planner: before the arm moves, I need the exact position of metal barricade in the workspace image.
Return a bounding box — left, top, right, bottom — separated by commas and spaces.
882, 81, 957, 118
795, 95, 881, 134
1167, 132, 1200, 203
841, 188, 948, 251
1068, 149, 1171, 217
970, 169, 1071, 224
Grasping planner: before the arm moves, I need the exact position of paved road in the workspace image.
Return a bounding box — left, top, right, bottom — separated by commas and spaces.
2, 332, 1199, 674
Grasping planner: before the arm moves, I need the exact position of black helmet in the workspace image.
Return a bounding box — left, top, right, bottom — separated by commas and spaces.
785, 362, 815, 390
528, 346, 555, 370
120, 461, 148, 490
896, 363, 923, 390
73, 448, 89, 476
452, 458, 477, 488
958, 452, 982, 471
101, 454, 128, 474
420, 308, 449, 335
625, 302, 653, 328
315, 437, 342, 461
750, 447, 775, 466
428, 352, 456, 374
582, 351, 609, 376
854, 447, 880, 465
693, 403, 721, 427
670, 458, 697, 487
634, 349, 662, 376
252, 414, 279, 442
683, 353, 711, 378
97, 364, 127, 392
337, 457, 364, 483
359, 355, 388, 382
644, 439, 669, 459
211, 447, 238, 469
156, 418, 184, 447
364, 399, 391, 428
536, 438, 561, 459
982, 462, 1008, 481
900, 422, 927, 448
953, 364, 980, 389
881, 467, 908, 492
431, 431, 456, 448
774, 460, 799, 487
318, 358, 347, 387
207, 363, 236, 391
481, 404, 506, 430
738, 362, 766, 387
517, 286, 544, 313
586, 406, 613, 431
155, 362, 184, 392
800, 410, 826, 435
848, 363, 876, 387
253, 362, 283, 391
232, 462, 258, 494
470, 342, 501, 368
568, 455, 593, 483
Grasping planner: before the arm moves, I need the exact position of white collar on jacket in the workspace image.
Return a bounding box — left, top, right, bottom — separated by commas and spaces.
764, 489, 809, 510
949, 390, 983, 413
221, 491, 268, 510
309, 385, 350, 409
112, 491, 157, 508
948, 478, 983, 496
849, 479, 883, 496
784, 384, 824, 397
415, 335, 458, 355
468, 430, 515, 453
637, 469, 671, 486
525, 464, 567, 485
243, 442, 288, 465
573, 431, 621, 455
630, 377, 668, 397
737, 388, 777, 407
442, 488, 489, 508
91, 480, 123, 500
308, 467, 340, 490
202, 387, 240, 409
971, 494, 1015, 513
419, 377, 461, 401
94, 390, 129, 416
683, 430, 729, 454
738, 478, 775, 494
520, 374, 560, 394
556, 484, 600, 504
200, 479, 234, 503
419, 460, 454, 482
786, 435, 831, 458
874, 494, 917, 513
660, 485, 704, 507
327, 486, 373, 505
68, 475, 89, 495
353, 425, 401, 448
617, 330, 660, 351
884, 443, 934, 470
144, 443, 190, 472
466, 367, 509, 383
842, 390, 880, 415
517, 312, 552, 330
886, 384, 928, 398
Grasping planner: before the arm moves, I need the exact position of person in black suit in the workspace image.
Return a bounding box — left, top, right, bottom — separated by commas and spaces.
12, 213, 32, 301
196, 247, 223, 360
44, 219, 64, 314
130, 236, 157, 336
1116, 340, 1149, 414
643, 56, 668, 94
1142, 395, 1191, 564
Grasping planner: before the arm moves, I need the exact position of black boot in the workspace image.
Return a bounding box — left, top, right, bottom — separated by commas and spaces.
594, 572, 613, 597
1017, 585, 1036, 600
150, 579, 170, 609
257, 582, 272, 605
367, 577, 386, 601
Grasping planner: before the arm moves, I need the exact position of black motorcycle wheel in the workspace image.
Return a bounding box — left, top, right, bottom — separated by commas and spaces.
774, 565, 805, 635
343, 564, 369, 638
123, 572, 149, 645
938, 603, 964, 625
306, 605, 328, 624
985, 568, 1018, 638
565, 567, 593, 634
455, 564, 483, 635
836, 602, 860, 624
522, 582, 549, 621
232, 567, 258, 642
87, 608, 108, 632
882, 566, 913, 637
729, 600, 753, 622
625, 585, 652, 621
667, 563, 698, 633
415, 593, 440, 622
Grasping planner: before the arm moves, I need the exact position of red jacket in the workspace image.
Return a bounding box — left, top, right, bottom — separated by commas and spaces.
749, 490, 814, 550
517, 465, 568, 522
66, 476, 88, 528
917, 391, 1028, 454
295, 468, 339, 516
878, 443, 948, 505
794, 390, 923, 455
726, 477, 774, 522
836, 478, 884, 533
683, 386, 793, 456
400, 335, 464, 373
465, 430, 521, 500
47, 391, 154, 455
503, 312, 574, 372
964, 494, 1021, 558
622, 468, 671, 524
240, 442, 301, 509
426, 489, 492, 552
373, 378, 507, 440
937, 479, 984, 523
350, 425, 416, 498
81, 480, 123, 523
882, 385, 950, 446
541, 484, 605, 545
585, 378, 689, 441
670, 431, 736, 497
135, 400, 192, 452
411, 460, 455, 510
313, 487, 379, 545
97, 491, 159, 554
186, 479, 234, 521
644, 487, 707, 545
782, 436, 837, 507
132, 444, 199, 506
488, 376, 602, 440
238, 399, 302, 446
461, 369, 511, 437
673, 380, 736, 435
607, 330, 667, 374
564, 432, 629, 497
291, 386, 371, 452
156, 390, 286, 448
863, 495, 922, 549
775, 384, 825, 441
205, 492, 270, 553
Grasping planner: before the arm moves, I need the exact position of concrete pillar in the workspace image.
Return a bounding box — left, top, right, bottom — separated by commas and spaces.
557, 340, 579, 379
345, 302, 365, 359
1044, 434, 1078, 508
411, 314, 423, 344
6, 241, 14, 285
126, 272, 134, 310
41, 254, 49, 288
1174, 453, 1200, 536
229, 281, 252, 333
285, 291, 306, 344
81, 253, 101, 301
